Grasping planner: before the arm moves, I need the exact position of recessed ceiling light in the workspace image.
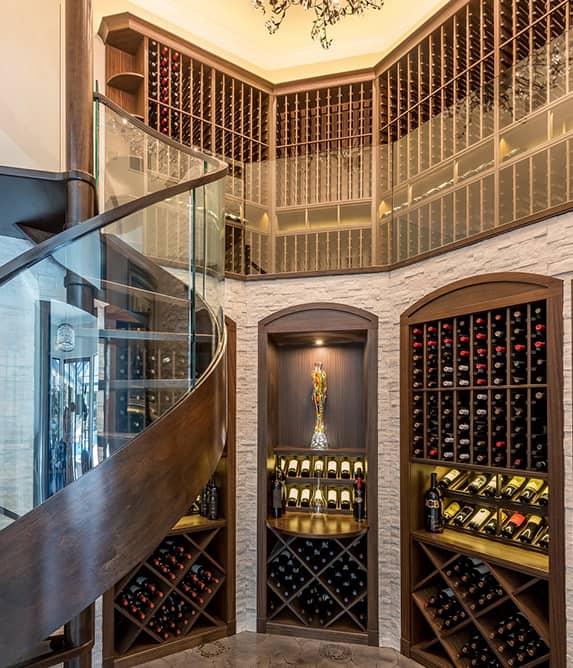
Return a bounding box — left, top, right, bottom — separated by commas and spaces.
315, 339, 323, 345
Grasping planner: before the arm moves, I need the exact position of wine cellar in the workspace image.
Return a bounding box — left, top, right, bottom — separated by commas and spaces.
400, 273, 564, 667
102, 319, 236, 666
257, 304, 378, 645
99, 0, 573, 277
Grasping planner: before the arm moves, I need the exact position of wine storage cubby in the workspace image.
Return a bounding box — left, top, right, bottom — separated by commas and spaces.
103, 516, 231, 667
409, 538, 550, 667
400, 273, 564, 668
266, 528, 368, 633
277, 452, 366, 515
102, 319, 236, 667
258, 303, 378, 645
436, 468, 549, 554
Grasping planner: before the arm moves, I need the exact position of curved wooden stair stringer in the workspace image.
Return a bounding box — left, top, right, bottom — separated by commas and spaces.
0, 337, 226, 668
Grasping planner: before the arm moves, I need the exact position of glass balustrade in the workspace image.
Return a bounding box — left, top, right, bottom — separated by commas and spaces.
0, 96, 226, 531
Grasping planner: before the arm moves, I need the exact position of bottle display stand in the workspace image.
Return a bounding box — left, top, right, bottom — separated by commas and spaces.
257, 303, 378, 646
400, 273, 564, 668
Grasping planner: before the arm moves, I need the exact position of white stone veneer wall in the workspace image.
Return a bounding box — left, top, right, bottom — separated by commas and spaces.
224, 210, 573, 661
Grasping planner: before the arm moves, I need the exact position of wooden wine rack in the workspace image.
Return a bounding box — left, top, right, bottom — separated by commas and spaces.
257, 304, 378, 645
101, 2, 573, 277
409, 537, 549, 668
102, 318, 236, 666
400, 273, 564, 668
102, 516, 232, 667
265, 527, 369, 637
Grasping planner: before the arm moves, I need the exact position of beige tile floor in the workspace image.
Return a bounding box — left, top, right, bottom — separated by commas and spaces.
134, 631, 423, 667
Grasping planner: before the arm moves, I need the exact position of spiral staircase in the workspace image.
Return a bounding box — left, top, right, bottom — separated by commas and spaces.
0, 96, 228, 667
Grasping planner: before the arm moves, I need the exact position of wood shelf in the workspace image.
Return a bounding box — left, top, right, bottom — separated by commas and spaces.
412, 530, 548, 580
170, 515, 226, 533
107, 72, 144, 94
267, 512, 367, 538
274, 446, 366, 456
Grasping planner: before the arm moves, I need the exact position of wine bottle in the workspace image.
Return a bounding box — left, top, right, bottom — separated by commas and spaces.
424, 472, 443, 533
501, 512, 526, 538
340, 489, 351, 510
516, 478, 544, 503
312, 487, 326, 513
287, 487, 299, 507
467, 507, 492, 531
300, 458, 311, 477
501, 476, 526, 498
271, 457, 285, 518
313, 458, 324, 477
353, 460, 364, 478
426, 587, 454, 608
453, 505, 475, 527
518, 515, 544, 544
340, 459, 351, 479
353, 475, 366, 521
207, 478, 218, 520
537, 485, 549, 506
327, 459, 338, 478
300, 487, 311, 507
443, 500, 461, 521
482, 476, 498, 497
287, 458, 299, 477
327, 488, 338, 509
535, 526, 549, 549
438, 469, 463, 489
466, 474, 488, 494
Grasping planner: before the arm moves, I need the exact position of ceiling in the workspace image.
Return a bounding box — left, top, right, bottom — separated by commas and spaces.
112, 0, 451, 82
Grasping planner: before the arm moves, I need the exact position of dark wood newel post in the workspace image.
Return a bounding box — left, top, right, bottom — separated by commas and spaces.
64, 0, 95, 665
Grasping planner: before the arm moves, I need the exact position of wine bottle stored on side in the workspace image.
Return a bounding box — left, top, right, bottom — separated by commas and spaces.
424, 472, 444, 533
327, 459, 338, 478
517, 515, 544, 544
501, 512, 526, 538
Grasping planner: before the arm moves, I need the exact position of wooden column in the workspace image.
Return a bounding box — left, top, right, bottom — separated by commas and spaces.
65, 0, 94, 227
64, 1, 95, 666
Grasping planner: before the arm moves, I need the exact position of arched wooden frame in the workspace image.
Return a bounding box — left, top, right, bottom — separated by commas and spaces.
257, 302, 379, 646
399, 272, 565, 668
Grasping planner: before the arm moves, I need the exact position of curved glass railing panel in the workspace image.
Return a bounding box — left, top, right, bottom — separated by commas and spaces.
95, 93, 223, 211
0, 97, 227, 532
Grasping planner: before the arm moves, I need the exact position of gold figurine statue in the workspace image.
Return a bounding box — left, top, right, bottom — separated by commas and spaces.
310, 361, 328, 449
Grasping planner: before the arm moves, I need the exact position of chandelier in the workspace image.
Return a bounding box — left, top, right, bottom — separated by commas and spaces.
252, 0, 384, 49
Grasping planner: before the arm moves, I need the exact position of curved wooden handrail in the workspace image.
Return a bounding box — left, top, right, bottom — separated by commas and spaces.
0, 332, 227, 667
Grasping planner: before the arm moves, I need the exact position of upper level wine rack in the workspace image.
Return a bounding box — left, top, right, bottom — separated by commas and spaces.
101, 1, 573, 277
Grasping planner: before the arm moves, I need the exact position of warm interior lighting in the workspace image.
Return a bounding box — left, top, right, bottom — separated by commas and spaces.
252, 0, 385, 49
315, 338, 324, 345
